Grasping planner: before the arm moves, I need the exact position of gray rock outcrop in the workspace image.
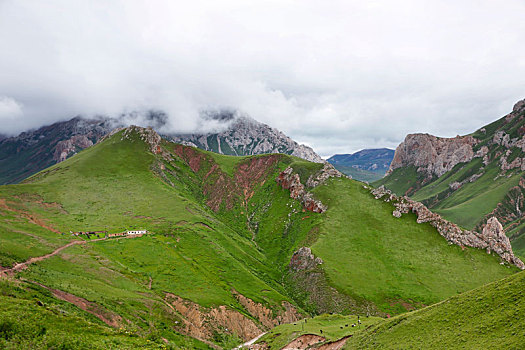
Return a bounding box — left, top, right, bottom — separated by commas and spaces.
276, 163, 345, 213
167, 114, 323, 163
387, 133, 479, 178
289, 247, 323, 271
371, 185, 524, 269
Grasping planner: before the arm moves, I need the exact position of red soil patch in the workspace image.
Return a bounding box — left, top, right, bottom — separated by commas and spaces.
317, 336, 351, 350
32, 281, 122, 328
203, 155, 282, 211
173, 144, 205, 172
172, 145, 283, 212
282, 334, 326, 349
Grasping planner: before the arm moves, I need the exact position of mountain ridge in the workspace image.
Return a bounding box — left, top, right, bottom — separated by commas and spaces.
0, 112, 323, 185
166, 114, 323, 163
375, 97, 525, 258
0, 125, 517, 348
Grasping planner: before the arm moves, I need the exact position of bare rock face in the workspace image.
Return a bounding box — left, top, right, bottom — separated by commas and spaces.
121, 125, 162, 154
306, 162, 345, 187
165, 292, 302, 344
165, 293, 262, 343
276, 167, 328, 213
233, 291, 302, 328
371, 186, 524, 269
53, 135, 94, 162
167, 114, 324, 163
289, 247, 323, 271
387, 133, 478, 178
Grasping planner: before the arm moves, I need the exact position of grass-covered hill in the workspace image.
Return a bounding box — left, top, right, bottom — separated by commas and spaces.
344, 269, 525, 349
255, 270, 525, 349
375, 99, 525, 259
0, 126, 519, 348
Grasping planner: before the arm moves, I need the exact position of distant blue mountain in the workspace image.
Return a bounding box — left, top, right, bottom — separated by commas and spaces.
327, 148, 395, 182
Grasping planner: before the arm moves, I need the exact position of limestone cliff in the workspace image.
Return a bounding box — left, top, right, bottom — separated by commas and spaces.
387, 133, 480, 178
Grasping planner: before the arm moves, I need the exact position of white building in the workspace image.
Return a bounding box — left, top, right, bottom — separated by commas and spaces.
126, 230, 147, 235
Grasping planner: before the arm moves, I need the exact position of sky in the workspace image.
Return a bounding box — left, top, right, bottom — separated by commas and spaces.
0, 0, 524, 157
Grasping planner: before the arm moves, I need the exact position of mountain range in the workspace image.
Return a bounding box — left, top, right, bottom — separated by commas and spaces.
327, 148, 395, 182
1, 100, 525, 349
0, 123, 521, 349
0, 111, 322, 185
166, 110, 323, 163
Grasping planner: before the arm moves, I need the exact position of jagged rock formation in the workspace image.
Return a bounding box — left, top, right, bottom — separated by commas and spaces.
276, 163, 344, 213
378, 98, 525, 257
387, 133, 480, 178
53, 134, 95, 162
289, 247, 323, 271
166, 112, 323, 163
371, 185, 524, 269
121, 125, 162, 154
277, 167, 327, 213
305, 162, 345, 187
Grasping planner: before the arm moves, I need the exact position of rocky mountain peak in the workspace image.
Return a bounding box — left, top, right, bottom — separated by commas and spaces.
166, 113, 324, 163
512, 99, 525, 114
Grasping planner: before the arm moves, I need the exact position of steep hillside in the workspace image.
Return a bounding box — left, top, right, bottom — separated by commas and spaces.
0, 126, 519, 348
376, 98, 525, 258
345, 270, 525, 349
0, 117, 112, 184
166, 111, 323, 163
327, 148, 394, 182
255, 270, 525, 349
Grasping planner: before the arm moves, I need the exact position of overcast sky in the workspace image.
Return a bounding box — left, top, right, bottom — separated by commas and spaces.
1, 0, 524, 156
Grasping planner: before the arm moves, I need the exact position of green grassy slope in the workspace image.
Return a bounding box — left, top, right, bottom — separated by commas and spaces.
374, 166, 425, 196
0, 278, 206, 349
345, 270, 525, 349
375, 104, 525, 257
257, 314, 383, 349
0, 127, 520, 348
0, 130, 295, 348
310, 178, 517, 315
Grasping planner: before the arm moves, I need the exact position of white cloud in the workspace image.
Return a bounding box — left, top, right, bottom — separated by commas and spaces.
0, 96, 24, 132
0, 0, 524, 156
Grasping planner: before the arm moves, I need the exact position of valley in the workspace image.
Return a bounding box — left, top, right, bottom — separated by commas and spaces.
0, 124, 523, 349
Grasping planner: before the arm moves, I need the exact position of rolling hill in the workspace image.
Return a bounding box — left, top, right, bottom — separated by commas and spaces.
0, 126, 520, 348
254, 270, 525, 349
375, 98, 525, 258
